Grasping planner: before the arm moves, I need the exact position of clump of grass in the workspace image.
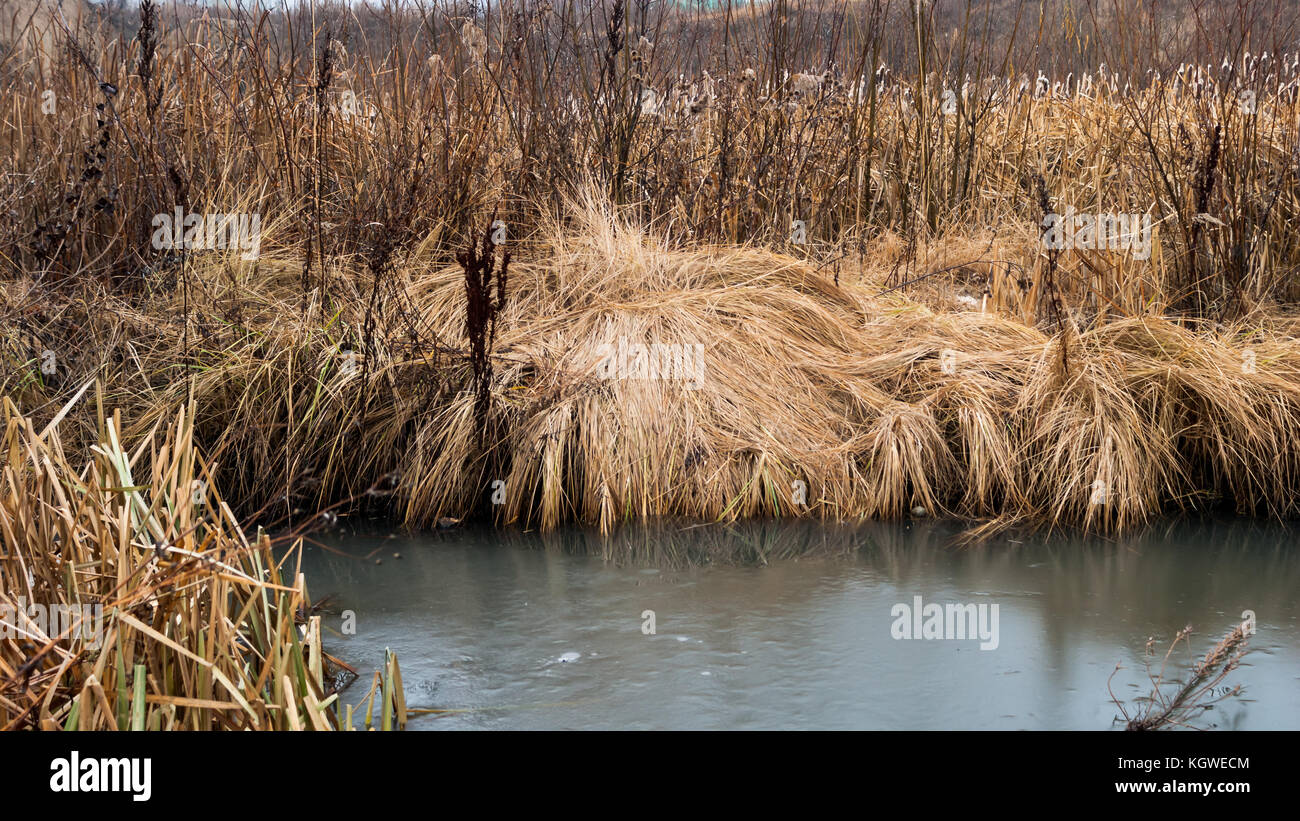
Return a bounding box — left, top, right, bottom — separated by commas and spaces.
410, 196, 1300, 535
0, 388, 400, 730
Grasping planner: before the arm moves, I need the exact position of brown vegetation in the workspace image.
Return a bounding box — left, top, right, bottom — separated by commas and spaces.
0, 395, 408, 730
4, 1, 1300, 537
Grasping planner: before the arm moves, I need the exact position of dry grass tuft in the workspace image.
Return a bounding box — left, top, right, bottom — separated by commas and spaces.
0, 391, 402, 730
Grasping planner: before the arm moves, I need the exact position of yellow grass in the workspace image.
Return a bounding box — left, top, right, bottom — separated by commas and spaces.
0, 391, 404, 730
8, 193, 1300, 537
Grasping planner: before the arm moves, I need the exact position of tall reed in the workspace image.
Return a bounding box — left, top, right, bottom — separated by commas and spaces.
0, 389, 402, 730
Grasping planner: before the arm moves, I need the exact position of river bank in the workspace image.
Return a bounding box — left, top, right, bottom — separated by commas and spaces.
8, 202, 1300, 539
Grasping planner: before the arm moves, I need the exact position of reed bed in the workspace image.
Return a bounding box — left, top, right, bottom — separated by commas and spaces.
3, 1, 1300, 538
0, 392, 402, 730
4, 1, 1300, 315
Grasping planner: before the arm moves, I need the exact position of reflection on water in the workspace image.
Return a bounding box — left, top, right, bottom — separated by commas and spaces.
299, 517, 1300, 729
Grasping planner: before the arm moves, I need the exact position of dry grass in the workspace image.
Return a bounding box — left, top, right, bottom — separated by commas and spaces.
0, 390, 403, 730
3, 2, 1300, 314
8, 193, 1300, 539
7, 0, 1296, 738
3, 1, 1300, 538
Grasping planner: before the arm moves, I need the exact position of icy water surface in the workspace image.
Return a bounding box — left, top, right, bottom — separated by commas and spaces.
300, 518, 1300, 729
